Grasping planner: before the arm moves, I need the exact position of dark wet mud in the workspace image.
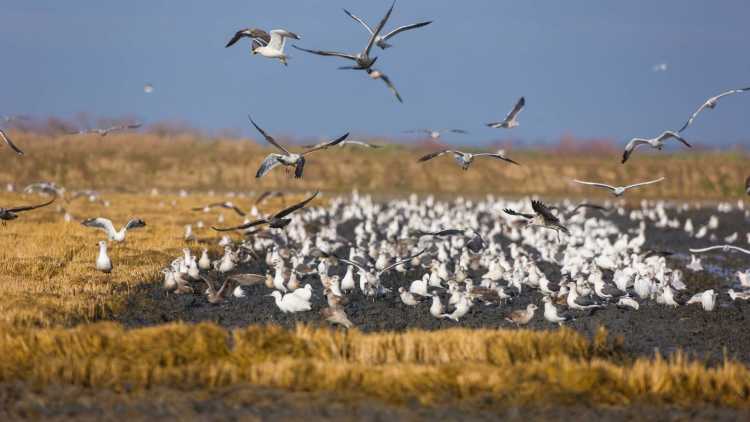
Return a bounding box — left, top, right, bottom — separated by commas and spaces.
1, 382, 747, 422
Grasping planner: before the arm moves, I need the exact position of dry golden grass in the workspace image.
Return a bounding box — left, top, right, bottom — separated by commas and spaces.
0, 130, 747, 199
0, 322, 749, 407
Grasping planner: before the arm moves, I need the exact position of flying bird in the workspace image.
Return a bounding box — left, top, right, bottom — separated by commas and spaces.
621, 131, 691, 164
486, 97, 525, 129
0, 128, 24, 156
342, 7, 432, 50
81, 218, 146, 242
249, 116, 348, 179
212, 191, 318, 231
0, 196, 56, 222
678, 87, 750, 132
292, 1, 394, 70
366, 68, 402, 103
191, 202, 245, 216
73, 123, 142, 137
225, 28, 271, 51
572, 177, 665, 197
417, 149, 519, 170
689, 245, 750, 255
504, 200, 570, 238
403, 128, 467, 140
250, 29, 300, 66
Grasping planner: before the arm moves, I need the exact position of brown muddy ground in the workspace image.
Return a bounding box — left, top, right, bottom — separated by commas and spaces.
1, 382, 748, 422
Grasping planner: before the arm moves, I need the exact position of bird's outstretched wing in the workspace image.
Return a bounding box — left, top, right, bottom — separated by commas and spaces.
81, 217, 116, 237
247, 115, 289, 154
573, 180, 615, 191
472, 153, 520, 165
124, 218, 146, 231
412, 228, 464, 237
6, 196, 56, 213
503, 208, 534, 220
274, 191, 319, 219
255, 154, 284, 178
343, 8, 374, 34
0, 128, 24, 156
302, 133, 349, 155
621, 138, 648, 164
624, 177, 665, 190
211, 219, 267, 232
383, 21, 433, 40
378, 73, 403, 103
531, 200, 560, 223
665, 131, 692, 148
291, 45, 358, 61
417, 150, 450, 162
506, 96, 525, 121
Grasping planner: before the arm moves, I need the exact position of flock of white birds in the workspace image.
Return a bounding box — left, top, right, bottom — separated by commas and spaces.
138, 191, 749, 329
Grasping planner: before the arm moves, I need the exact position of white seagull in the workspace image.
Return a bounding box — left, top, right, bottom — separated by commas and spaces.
251, 29, 300, 66
679, 86, 750, 132
82, 217, 146, 242
73, 123, 142, 137
343, 7, 431, 50
486, 97, 525, 129
403, 128, 468, 140
573, 177, 665, 197
249, 116, 348, 179
418, 149, 519, 170
96, 241, 113, 273
621, 131, 691, 164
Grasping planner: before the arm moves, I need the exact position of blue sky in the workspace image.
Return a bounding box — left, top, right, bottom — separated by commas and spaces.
1, 1, 749, 146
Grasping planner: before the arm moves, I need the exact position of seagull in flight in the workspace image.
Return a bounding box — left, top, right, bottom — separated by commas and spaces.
679, 86, 750, 132
82, 218, 146, 242
292, 1, 394, 70
418, 149, 519, 170
212, 191, 318, 231
0, 128, 24, 156
486, 97, 525, 129
251, 29, 300, 66
342, 7, 432, 50
403, 128, 467, 140
366, 68, 402, 103
573, 177, 665, 197
191, 202, 245, 216
504, 200, 569, 239
225, 28, 271, 52
621, 131, 691, 164
249, 116, 348, 179
0, 196, 56, 222
73, 123, 142, 137
689, 245, 750, 255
